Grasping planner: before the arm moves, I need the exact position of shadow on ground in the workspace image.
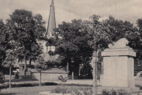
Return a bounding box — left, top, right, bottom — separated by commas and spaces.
0, 93, 16, 95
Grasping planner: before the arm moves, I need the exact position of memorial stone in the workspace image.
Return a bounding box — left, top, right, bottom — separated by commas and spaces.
101, 38, 136, 88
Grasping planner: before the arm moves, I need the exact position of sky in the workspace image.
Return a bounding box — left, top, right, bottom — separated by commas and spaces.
0, 0, 142, 25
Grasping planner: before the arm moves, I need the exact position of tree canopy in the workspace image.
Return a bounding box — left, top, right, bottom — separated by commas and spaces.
0, 20, 9, 67
55, 15, 142, 78
0, 9, 46, 75
7, 9, 46, 63
1, 9, 142, 78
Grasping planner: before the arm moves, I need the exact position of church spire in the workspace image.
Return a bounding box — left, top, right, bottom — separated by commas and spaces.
46, 0, 56, 38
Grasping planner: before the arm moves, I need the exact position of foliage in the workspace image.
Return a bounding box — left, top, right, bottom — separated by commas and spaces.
80, 63, 93, 79
36, 56, 47, 70
102, 89, 130, 95
55, 20, 94, 76
0, 20, 10, 67
0, 72, 4, 84
7, 9, 46, 64
1, 8, 142, 78
102, 16, 140, 49
55, 15, 141, 78
135, 18, 142, 49
89, 15, 113, 49
90, 15, 138, 50
3, 50, 16, 67
0, 9, 46, 77
51, 87, 92, 95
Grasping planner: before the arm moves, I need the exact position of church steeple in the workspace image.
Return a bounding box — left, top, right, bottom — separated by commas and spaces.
46, 0, 56, 38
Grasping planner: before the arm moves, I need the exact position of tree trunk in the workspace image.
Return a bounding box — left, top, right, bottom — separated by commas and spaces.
24, 59, 27, 77
71, 72, 74, 80
66, 62, 69, 74
39, 71, 42, 86
66, 57, 69, 78
29, 59, 32, 67
9, 65, 12, 88
92, 51, 98, 95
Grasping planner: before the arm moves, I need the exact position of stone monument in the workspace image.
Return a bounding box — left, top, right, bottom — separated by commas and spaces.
101, 38, 136, 88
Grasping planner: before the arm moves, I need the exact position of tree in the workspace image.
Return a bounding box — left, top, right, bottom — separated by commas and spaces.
0, 19, 17, 77
89, 15, 139, 95
89, 15, 112, 95
0, 20, 9, 67
135, 18, 142, 49
55, 14, 138, 94
55, 19, 94, 78
3, 50, 16, 88
7, 9, 46, 76
100, 16, 140, 49
55, 15, 106, 94
35, 56, 45, 86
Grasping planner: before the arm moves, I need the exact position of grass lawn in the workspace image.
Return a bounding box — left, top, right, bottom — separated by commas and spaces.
0, 85, 92, 95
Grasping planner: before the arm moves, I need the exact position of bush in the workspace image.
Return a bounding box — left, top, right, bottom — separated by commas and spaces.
52, 87, 131, 95
102, 89, 130, 95
51, 87, 92, 95
0, 72, 5, 91
0, 72, 4, 84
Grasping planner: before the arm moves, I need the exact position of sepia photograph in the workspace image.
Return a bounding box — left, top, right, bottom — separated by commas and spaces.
0, 0, 142, 95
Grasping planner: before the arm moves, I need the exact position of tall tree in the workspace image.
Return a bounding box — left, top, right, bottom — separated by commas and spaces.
4, 50, 16, 88
0, 20, 12, 72
7, 9, 46, 76
55, 19, 94, 78
0, 20, 7, 66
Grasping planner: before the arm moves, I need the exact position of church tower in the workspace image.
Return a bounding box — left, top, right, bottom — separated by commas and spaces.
37, 0, 56, 57
46, 0, 56, 38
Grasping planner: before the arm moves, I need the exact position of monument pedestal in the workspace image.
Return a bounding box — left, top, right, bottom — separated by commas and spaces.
101, 38, 136, 89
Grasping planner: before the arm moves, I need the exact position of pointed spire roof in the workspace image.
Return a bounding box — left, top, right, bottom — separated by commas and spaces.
46, 0, 56, 38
